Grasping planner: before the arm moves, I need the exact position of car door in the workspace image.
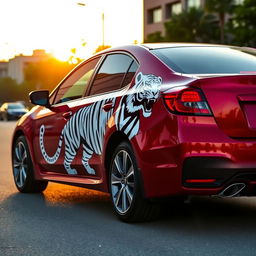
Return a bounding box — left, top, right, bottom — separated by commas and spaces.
72, 53, 138, 178
33, 56, 101, 176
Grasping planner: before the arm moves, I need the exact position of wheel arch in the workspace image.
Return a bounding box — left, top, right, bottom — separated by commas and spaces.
12, 127, 44, 181
104, 131, 130, 188
12, 129, 25, 150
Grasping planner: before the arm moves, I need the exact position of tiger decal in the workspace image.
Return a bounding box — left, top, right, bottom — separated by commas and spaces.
39, 72, 162, 175
115, 72, 162, 139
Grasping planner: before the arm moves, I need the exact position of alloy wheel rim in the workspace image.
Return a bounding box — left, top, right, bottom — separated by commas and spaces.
111, 150, 135, 214
13, 141, 28, 188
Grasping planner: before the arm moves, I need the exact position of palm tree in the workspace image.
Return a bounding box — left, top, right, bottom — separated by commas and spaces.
205, 0, 236, 43
164, 8, 218, 43
232, 0, 256, 47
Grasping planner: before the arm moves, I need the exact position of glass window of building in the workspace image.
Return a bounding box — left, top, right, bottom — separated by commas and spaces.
187, 0, 201, 9
166, 2, 182, 19
172, 2, 182, 15
234, 0, 244, 5
148, 7, 162, 24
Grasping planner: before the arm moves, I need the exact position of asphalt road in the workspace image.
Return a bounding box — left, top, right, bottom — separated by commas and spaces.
1, 121, 256, 256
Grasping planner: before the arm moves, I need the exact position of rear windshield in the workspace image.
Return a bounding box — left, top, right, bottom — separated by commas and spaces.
151, 46, 256, 74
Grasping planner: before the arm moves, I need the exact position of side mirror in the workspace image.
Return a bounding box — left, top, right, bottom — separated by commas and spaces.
29, 90, 50, 107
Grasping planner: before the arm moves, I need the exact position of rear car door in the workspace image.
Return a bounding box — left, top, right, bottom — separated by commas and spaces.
72, 53, 138, 177
33, 56, 101, 176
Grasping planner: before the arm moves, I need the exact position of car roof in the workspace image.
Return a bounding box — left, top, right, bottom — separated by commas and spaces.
2, 102, 24, 106
94, 43, 243, 56
140, 43, 236, 50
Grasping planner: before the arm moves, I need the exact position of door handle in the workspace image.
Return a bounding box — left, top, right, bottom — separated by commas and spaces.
62, 111, 73, 119
102, 102, 114, 112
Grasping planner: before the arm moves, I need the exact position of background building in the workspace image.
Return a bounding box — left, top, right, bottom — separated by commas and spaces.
144, 0, 204, 40
0, 62, 8, 78
7, 50, 49, 84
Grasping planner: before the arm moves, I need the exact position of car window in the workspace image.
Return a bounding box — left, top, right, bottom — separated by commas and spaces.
152, 46, 256, 74
8, 103, 25, 109
89, 54, 134, 96
53, 57, 100, 104
121, 61, 139, 87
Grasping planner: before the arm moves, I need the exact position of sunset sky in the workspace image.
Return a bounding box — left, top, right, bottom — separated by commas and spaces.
0, 0, 143, 61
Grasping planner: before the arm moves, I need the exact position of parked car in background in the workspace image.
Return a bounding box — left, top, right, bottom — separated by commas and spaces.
11, 44, 256, 222
0, 102, 29, 121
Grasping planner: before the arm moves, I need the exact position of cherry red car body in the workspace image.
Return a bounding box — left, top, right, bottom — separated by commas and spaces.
12, 44, 256, 221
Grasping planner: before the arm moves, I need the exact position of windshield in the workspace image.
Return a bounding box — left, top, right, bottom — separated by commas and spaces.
151, 46, 256, 75
8, 103, 25, 110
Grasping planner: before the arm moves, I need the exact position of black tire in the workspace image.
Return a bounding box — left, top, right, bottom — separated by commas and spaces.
109, 141, 159, 222
12, 135, 48, 193
3, 113, 8, 121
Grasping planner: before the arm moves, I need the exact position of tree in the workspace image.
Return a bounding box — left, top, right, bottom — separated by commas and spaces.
164, 8, 218, 43
205, 0, 236, 43
94, 45, 111, 54
145, 32, 165, 43
0, 77, 19, 103
231, 0, 256, 47
0, 59, 78, 107
0, 77, 32, 106
24, 58, 77, 92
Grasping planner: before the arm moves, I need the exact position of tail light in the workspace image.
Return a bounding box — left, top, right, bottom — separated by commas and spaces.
163, 87, 212, 116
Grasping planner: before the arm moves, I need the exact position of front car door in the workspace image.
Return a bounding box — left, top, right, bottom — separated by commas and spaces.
33, 56, 101, 176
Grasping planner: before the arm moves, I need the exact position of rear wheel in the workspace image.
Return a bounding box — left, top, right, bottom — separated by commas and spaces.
109, 141, 159, 222
12, 135, 48, 193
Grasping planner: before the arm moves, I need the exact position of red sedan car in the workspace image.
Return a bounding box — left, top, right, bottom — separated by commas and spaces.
12, 44, 256, 221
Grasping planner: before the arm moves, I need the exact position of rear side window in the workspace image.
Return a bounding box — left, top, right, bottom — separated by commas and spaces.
89, 54, 134, 96
121, 61, 139, 87
152, 47, 256, 74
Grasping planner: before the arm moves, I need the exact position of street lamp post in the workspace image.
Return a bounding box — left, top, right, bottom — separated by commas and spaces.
101, 12, 105, 47
77, 2, 105, 47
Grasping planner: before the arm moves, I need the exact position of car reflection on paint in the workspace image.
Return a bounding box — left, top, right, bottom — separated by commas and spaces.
11, 44, 256, 222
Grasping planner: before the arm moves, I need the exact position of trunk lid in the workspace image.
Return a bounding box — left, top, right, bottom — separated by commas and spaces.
195, 75, 256, 138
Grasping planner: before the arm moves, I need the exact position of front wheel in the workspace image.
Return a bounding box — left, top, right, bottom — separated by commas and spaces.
3, 113, 9, 121
12, 135, 48, 193
109, 141, 159, 222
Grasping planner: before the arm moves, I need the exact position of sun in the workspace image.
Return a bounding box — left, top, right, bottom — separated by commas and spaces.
0, 0, 143, 61
52, 50, 71, 62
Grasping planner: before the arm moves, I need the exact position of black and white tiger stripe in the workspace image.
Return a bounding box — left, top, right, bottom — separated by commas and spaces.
39, 72, 162, 175
115, 72, 162, 139
39, 99, 115, 175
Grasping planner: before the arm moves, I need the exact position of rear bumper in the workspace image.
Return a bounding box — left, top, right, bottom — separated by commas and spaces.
134, 115, 256, 198
182, 156, 256, 196
182, 157, 256, 188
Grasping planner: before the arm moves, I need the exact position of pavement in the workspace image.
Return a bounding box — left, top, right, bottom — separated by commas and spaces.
1, 121, 256, 256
